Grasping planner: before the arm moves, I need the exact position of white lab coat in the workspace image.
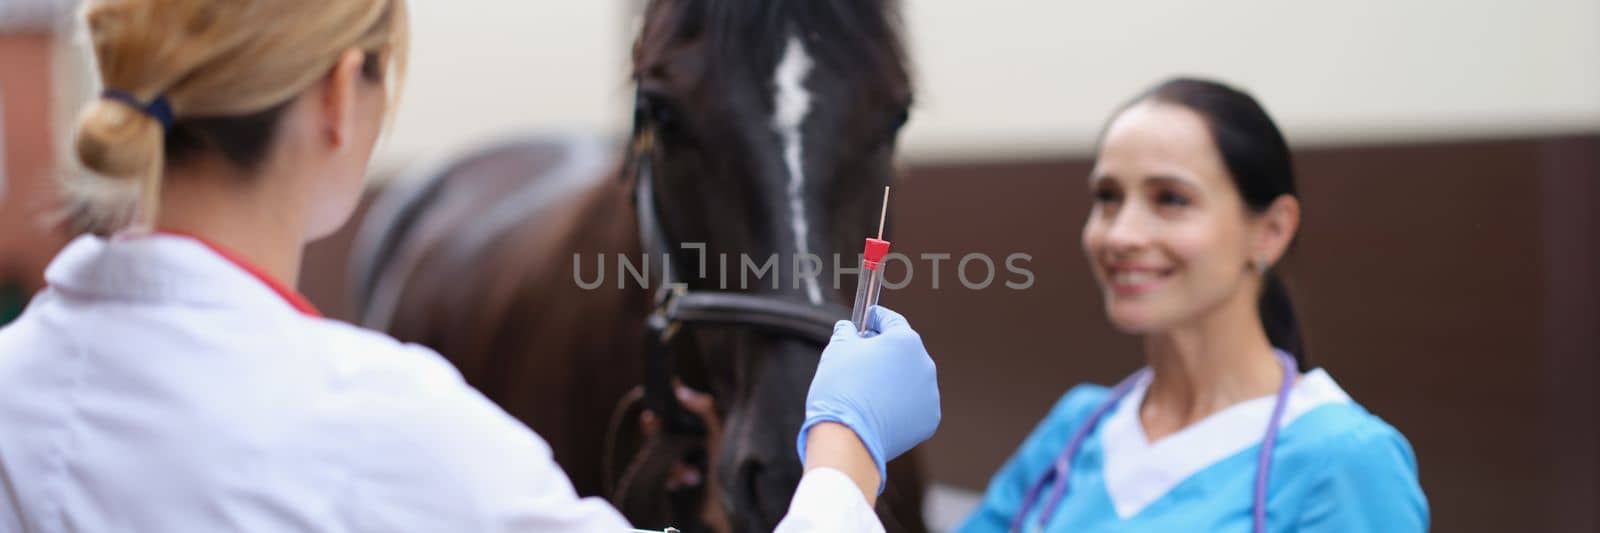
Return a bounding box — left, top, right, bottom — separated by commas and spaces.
0, 234, 881, 533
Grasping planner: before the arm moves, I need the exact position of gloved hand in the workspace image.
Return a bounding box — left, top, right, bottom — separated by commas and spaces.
796, 305, 940, 489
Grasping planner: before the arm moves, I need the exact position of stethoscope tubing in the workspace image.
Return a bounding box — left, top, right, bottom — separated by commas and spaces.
1010, 352, 1299, 533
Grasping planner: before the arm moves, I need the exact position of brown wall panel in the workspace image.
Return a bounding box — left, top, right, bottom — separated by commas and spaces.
892, 136, 1599, 533
1538, 138, 1598, 532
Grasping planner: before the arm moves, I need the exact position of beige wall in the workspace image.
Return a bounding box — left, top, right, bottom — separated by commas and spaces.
374, 1, 634, 172
36, 0, 1600, 168
377, 0, 1600, 166
903, 0, 1600, 161
0, 0, 68, 32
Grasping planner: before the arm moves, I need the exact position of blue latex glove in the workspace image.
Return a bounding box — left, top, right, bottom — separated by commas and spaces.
796, 305, 940, 490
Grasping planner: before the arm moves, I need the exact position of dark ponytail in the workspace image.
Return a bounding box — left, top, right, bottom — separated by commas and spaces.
1138, 77, 1307, 368
1258, 272, 1304, 365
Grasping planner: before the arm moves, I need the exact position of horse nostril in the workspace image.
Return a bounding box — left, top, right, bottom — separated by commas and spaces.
735, 459, 780, 529
740, 461, 764, 505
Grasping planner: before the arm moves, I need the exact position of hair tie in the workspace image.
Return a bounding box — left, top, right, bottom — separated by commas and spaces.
100, 89, 174, 132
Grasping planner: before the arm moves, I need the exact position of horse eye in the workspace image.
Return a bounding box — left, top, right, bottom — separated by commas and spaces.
653, 104, 677, 130
634, 92, 681, 134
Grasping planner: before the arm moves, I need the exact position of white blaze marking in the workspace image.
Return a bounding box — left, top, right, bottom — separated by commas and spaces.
771, 35, 823, 305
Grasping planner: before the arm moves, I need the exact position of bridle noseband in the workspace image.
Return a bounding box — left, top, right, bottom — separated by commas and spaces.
628, 125, 849, 436
606, 90, 859, 531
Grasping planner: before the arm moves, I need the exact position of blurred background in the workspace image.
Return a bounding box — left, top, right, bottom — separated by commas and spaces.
3, 1, 1596, 531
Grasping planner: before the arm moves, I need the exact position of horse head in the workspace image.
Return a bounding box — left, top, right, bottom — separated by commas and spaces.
627, 0, 914, 530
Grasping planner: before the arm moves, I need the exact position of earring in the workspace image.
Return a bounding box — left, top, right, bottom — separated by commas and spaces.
1253, 260, 1269, 275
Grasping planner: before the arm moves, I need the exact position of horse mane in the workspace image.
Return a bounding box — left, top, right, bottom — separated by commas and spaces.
634, 0, 911, 102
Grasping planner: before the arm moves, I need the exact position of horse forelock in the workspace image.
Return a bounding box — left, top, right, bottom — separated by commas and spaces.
633, 0, 911, 102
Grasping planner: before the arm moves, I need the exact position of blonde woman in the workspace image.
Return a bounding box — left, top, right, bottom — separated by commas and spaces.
0, 1, 940, 531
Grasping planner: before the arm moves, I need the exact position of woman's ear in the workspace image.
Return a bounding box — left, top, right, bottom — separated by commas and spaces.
318, 49, 367, 149
1253, 194, 1301, 268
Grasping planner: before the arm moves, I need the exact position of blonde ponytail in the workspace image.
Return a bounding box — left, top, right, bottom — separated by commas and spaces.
68, 0, 409, 233
72, 93, 167, 229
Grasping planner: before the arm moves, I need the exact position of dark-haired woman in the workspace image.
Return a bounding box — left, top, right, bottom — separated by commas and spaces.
959, 78, 1427, 532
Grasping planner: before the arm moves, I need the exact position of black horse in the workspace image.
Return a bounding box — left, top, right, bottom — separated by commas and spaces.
350, 1, 923, 531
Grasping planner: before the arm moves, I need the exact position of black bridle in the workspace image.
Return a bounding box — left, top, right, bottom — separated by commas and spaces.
628, 127, 850, 437
609, 86, 887, 530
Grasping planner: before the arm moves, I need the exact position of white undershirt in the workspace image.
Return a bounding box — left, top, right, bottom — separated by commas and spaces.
1099, 368, 1352, 517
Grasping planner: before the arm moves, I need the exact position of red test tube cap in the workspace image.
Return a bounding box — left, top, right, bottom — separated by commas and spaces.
862, 238, 891, 270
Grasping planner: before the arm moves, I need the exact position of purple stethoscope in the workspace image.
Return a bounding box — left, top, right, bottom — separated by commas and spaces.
1010, 351, 1298, 533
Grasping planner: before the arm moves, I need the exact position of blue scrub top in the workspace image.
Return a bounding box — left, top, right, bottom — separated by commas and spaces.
959, 371, 1428, 532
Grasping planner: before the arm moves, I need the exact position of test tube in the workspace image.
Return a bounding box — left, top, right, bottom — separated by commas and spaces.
850, 237, 891, 335
849, 187, 893, 335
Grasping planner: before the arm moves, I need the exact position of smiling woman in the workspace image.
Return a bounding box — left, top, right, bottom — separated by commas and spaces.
956, 77, 1429, 533
1085, 78, 1304, 368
